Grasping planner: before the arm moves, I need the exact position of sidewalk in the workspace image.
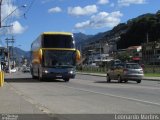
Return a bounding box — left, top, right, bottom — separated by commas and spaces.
0, 83, 53, 120
77, 72, 160, 81
0, 83, 41, 114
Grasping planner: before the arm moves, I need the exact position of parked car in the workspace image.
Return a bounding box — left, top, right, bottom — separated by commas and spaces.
106, 62, 144, 83
22, 67, 30, 73
6, 68, 17, 73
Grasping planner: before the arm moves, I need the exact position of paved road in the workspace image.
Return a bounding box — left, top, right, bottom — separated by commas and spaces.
4, 72, 160, 115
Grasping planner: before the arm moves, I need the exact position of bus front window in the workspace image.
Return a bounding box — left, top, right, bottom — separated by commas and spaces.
43, 50, 76, 68
43, 35, 75, 48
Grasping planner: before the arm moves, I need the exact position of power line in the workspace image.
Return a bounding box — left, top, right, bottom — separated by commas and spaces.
23, 0, 36, 18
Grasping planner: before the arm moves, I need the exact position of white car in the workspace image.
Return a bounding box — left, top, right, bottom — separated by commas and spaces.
10, 68, 17, 73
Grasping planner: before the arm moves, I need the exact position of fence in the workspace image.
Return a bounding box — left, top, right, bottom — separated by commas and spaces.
77, 65, 160, 74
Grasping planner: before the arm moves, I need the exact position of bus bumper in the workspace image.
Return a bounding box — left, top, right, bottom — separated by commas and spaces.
42, 68, 76, 79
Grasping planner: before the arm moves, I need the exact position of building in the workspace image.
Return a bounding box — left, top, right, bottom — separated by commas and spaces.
142, 41, 160, 65
82, 39, 117, 65
127, 46, 142, 62
0, 47, 7, 70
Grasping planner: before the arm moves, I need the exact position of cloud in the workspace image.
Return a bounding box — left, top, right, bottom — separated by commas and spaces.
75, 11, 123, 29
98, 0, 109, 4
48, 7, 62, 13
68, 5, 98, 16
118, 0, 146, 6
10, 21, 27, 34
1, 1, 20, 23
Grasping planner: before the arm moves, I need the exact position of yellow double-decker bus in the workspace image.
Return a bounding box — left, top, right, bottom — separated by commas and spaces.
30, 32, 80, 82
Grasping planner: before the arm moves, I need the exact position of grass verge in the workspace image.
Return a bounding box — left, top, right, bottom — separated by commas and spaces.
144, 73, 160, 77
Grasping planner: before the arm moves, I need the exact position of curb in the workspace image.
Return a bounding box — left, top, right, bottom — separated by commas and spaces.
77, 72, 160, 81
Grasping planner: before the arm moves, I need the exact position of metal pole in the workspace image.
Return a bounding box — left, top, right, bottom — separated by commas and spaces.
5, 37, 14, 73
0, 0, 2, 28
100, 41, 102, 62
5, 38, 10, 73
11, 36, 14, 61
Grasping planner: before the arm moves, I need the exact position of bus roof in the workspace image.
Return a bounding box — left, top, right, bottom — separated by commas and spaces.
42, 32, 73, 36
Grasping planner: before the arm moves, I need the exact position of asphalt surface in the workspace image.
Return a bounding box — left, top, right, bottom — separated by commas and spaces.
1, 72, 160, 119
77, 72, 160, 81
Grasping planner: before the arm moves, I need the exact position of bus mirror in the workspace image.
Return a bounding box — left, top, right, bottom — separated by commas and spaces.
39, 49, 42, 61
76, 50, 81, 62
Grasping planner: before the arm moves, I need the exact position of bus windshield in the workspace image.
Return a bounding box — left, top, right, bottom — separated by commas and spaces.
43, 35, 75, 48
43, 50, 76, 68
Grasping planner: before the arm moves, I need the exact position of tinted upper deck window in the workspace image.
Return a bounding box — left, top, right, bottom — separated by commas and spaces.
43, 35, 75, 48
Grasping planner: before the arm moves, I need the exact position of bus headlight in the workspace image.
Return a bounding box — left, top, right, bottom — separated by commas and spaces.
43, 70, 49, 74
69, 70, 74, 74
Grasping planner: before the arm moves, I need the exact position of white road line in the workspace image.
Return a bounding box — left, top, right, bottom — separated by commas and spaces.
74, 78, 160, 90
57, 84, 160, 107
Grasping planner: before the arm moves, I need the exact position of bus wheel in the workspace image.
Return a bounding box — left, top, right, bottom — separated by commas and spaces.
32, 75, 37, 79
38, 71, 43, 81
63, 78, 70, 82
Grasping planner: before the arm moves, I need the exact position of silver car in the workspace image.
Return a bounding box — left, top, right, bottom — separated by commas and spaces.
106, 63, 144, 83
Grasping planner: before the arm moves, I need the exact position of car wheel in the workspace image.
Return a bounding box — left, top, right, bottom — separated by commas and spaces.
124, 80, 128, 83
118, 76, 122, 83
64, 78, 70, 82
106, 75, 111, 83
137, 80, 141, 83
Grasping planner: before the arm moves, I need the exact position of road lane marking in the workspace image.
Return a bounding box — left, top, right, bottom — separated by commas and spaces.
74, 78, 160, 90
56, 83, 160, 107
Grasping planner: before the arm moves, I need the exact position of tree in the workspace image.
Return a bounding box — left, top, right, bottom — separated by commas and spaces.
116, 52, 131, 62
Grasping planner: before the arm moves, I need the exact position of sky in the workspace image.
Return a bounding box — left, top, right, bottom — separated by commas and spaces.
0, 0, 160, 51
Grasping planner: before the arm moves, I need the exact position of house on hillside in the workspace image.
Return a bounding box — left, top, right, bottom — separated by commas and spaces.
83, 40, 118, 65
116, 45, 142, 63
127, 46, 142, 62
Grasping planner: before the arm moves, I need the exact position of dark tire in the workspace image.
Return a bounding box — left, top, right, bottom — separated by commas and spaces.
64, 78, 70, 82
137, 80, 141, 83
106, 75, 111, 83
118, 76, 122, 83
32, 75, 37, 79
124, 80, 128, 83
31, 68, 36, 79
38, 70, 43, 81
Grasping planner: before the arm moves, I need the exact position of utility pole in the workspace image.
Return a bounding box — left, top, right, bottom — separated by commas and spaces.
0, 0, 2, 28
5, 36, 14, 73
146, 32, 149, 43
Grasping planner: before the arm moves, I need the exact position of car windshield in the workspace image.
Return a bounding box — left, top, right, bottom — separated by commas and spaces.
126, 63, 141, 69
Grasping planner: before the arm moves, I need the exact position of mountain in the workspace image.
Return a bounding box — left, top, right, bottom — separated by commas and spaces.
116, 11, 160, 49
74, 32, 110, 49
73, 10, 160, 50
13, 47, 30, 58
74, 32, 93, 48
11, 10, 160, 63
11, 47, 30, 64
